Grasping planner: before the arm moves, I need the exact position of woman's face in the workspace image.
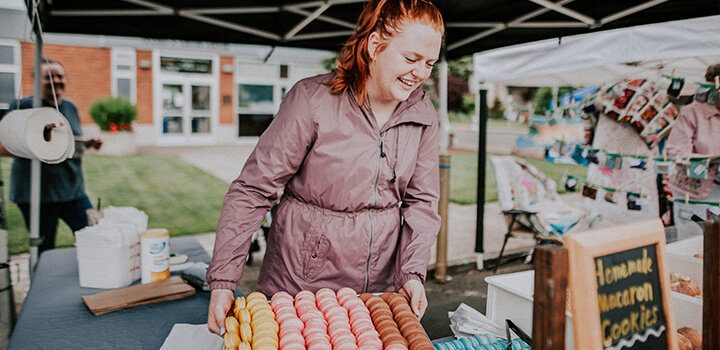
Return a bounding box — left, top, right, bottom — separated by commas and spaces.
367, 22, 442, 106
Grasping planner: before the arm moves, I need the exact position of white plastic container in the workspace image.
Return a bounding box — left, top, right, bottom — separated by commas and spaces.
77, 244, 137, 289
666, 235, 703, 330
666, 236, 703, 285
485, 270, 575, 349
486, 269, 701, 348
141, 228, 170, 284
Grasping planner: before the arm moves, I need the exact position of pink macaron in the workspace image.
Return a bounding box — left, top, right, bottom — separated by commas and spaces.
303, 318, 328, 332
272, 291, 294, 302
355, 329, 380, 344
343, 298, 366, 311
315, 288, 336, 300
299, 309, 324, 323
304, 329, 330, 343
280, 340, 306, 350
332, 338, 359, 350
295, 290, 315, 300
306, 341, 333, 350
279, 316, 305, 331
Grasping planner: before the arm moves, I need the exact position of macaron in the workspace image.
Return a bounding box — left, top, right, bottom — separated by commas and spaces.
279, 331, 304, 347
317, 298, 340, 313
303, 317, 328, 331
299, 309, 324, 323
330, 333, 357, 348
306, 341, 332, 350
278, 316, 304, 331
385, 343, 409, 350
379, 292, 395, 303
371, 314, 395, 327
295, 290, 315, 302
247, 291, 269, 302
355, 329, 381, 344
315, 288, 336, 301
272, 291, 293, 301
351, 319, 375, 335
357, 337, 383, 349
336, 287, 357, 304
343, 298, 366, 311
358, 293, 374, 303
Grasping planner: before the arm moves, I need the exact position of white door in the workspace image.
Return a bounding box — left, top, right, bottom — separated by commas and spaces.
160, 81, 215, 145
155, 53, 218, 146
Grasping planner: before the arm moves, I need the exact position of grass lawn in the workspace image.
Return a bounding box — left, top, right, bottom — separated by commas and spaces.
1, 151, 586, 254
1, 156, 229, 255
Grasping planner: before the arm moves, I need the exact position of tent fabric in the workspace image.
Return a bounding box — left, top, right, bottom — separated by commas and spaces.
29, 0, 720, 59
473, 15, 720, 87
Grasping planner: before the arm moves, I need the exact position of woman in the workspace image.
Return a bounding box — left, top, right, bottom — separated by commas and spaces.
207, 0, 444, 335
665, 62, 720, 232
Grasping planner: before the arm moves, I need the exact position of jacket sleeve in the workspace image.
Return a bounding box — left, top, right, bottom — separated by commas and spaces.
665, 104, 697, 159
206, 82, 315, 291
394, 101, 441, 290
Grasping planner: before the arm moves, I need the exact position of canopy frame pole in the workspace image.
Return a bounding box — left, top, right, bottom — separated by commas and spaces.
475, 87, 488, 270
29, 21, 43, 278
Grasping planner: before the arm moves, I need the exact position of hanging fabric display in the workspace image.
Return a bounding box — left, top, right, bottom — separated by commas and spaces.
599, 79, 679, 149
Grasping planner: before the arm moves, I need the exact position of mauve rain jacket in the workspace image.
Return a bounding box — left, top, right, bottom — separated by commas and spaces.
206, 73, 441, 296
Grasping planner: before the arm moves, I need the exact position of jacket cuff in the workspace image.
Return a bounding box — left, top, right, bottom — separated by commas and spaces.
209, 281, 238, 291
394, 272, 423, 291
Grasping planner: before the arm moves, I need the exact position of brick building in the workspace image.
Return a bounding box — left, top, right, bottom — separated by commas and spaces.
1, 33, 331, 147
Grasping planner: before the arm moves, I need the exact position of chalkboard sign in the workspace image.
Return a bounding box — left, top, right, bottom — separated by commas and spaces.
566, 219, 678, 350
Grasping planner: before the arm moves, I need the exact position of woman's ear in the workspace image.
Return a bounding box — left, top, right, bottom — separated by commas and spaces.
367, 31, 381, 61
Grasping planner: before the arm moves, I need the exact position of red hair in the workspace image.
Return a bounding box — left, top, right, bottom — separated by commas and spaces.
327, 0, 444, 106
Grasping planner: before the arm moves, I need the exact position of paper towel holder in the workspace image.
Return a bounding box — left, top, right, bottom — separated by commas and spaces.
43, 123, 58, 142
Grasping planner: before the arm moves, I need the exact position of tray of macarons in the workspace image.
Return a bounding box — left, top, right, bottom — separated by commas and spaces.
221, 287, 434, 350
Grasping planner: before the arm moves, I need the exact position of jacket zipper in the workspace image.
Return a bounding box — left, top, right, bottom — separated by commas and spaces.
365, 131, 385, 292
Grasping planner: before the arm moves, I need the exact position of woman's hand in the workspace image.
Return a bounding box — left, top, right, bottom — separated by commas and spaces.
399, 279, 428, 319
207, 289, 234, 335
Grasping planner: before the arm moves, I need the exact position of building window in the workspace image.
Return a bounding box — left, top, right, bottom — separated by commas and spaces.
235, 60, 326, 137
0, 41, 20, 115
111, 48, 136, 103
161, 57, 212, 74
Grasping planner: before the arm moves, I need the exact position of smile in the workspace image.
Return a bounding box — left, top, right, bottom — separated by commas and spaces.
398, 78, 415, 87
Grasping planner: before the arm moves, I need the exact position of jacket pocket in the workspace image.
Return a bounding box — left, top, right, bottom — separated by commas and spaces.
301, 233, 331, 281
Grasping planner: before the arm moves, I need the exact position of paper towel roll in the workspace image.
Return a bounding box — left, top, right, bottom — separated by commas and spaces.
0, 107, 75, 164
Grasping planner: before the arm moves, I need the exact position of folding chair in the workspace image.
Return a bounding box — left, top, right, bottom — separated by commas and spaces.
490, 156, 600, 269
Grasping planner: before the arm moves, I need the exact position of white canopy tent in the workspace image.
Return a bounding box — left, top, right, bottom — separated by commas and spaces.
473, 15, 720, 87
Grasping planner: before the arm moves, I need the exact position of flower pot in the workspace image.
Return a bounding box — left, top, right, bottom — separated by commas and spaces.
96, 131, 137, 157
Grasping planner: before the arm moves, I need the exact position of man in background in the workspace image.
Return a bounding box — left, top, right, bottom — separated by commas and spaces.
0, 60, 102, 254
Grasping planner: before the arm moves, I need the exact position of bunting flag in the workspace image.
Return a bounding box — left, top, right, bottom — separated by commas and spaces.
626, 192, 643, 210
564, 175, 579, 192
581, 184, 598, 200
688, 157, 710, 179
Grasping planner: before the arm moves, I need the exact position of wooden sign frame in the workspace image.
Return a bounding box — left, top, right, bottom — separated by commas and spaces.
566, 219, 678, 350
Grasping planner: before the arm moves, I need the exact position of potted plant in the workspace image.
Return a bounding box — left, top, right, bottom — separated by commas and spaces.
88, 97, 138, 156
